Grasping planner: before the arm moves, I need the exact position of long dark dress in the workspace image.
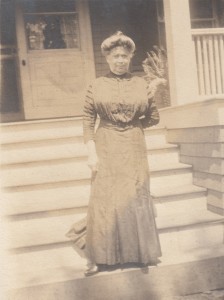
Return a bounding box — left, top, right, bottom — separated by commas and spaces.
83, 72, 161, 265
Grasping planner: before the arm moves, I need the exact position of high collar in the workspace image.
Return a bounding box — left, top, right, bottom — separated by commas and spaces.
106, 71, 133, 80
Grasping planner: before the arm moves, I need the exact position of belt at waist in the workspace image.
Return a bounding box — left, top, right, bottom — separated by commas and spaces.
99, 118, 142, 131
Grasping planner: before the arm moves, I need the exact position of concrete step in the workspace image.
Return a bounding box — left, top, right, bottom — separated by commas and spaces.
2, 183, 206, 216
5, 246, 224, 298
3, 186, 207, 218
207, 190, 224, 215
144, 127, 168, 147
6, 208, 224, 250
0, 118, 166, 145
6, 212, 86, 250
5, 242, 224, 291
149, 163, 193, 189
158, 214, 224, 253
167, 127, 224, 144
2, 181, 91, 216
180, 143, 224, 158
1, 158, 90, 188
181, 155, 223, 175
155, 195, 207, 217
193, 171, 224, 193
0, 117, 84, 144
151, 184, 206, 199
6, 245, 86, 277
157, 209, 224, 230
148, 145, 179, 168
0, 137, 86, 165
1, 140, 178, 166
1, 161, 192, 188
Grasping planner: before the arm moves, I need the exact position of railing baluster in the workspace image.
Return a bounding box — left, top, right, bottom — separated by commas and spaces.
208, 35, 217, 94
202, 36, 211, 95
219, 35, 224, 93
196, 36, 205, 95
214, 35, 222, 94
192, 28, 224, 97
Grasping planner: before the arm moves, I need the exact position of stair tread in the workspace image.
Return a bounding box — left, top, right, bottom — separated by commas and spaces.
0, 118, 164, 129
0, 120, 165, 145
147, 143, 177, 151
3, 184, 206, 216
1, 143, 178, 165
151, 162, 192, 172
8, 239, 224, 274
0, 116, 83, 127
1, 161, 192, 189
2, 159, 187, 170
1, 141, 174, 151
157, 209, 224, 229
7, 246, 86, 274
2, 184, 90, 215
151, 184, 206, 198
0, 123, 84, 144
6, 208, 224, 249
5, 244, 224, 290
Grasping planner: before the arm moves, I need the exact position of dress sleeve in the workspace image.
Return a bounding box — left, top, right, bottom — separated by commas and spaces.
140, 85, 160, 129
83, 84, 97, 143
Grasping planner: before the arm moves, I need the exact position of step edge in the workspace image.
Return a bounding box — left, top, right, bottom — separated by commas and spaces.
1, 144, 179, 166
1, 161, 192, 174
6, 215, 224, 250
3, 192, 207, 217
159, 216, 224, 232
152, 186, 207, 198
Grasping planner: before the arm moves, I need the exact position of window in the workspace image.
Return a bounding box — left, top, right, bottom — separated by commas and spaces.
156, 0, 224, 47
189, 0, 217, 28
23, 0, 80, 50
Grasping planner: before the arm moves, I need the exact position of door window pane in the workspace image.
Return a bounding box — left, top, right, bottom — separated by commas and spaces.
25, 13, 79, 50
23, 1, 79, 50
23, 0, 76, 13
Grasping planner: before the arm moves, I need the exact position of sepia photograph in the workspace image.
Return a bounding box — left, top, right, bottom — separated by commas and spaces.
0, 0, 224, 299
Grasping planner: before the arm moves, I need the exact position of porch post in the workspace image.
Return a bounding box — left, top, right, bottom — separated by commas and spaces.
163, 0, 198, 105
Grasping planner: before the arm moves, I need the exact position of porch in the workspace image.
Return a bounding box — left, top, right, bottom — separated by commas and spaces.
1, 0, 224, 121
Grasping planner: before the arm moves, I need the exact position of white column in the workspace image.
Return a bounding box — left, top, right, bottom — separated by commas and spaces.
164, 0, 198, 105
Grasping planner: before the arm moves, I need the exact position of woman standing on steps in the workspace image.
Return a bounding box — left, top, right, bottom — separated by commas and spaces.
68, 31, 162, 276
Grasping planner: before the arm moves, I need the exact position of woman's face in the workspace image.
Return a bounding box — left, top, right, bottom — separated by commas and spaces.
106, 46, 132, 75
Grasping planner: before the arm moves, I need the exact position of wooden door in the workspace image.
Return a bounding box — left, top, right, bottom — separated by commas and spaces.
15, 0, 95, 119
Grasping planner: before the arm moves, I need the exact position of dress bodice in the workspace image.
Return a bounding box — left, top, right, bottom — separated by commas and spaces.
92, 72, 149, 124
83, 72, 159, 143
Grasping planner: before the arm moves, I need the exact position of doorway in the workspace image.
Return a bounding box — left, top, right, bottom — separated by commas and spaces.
89, 0, 159, 77
0, 0, 23, 122
15, 0, 95, 120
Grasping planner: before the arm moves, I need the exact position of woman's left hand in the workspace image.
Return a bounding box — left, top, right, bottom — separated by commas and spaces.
86, 140, 98, 172
87, 153, 99, 172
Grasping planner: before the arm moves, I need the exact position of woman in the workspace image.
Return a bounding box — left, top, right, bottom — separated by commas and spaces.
82, 31, 161, 276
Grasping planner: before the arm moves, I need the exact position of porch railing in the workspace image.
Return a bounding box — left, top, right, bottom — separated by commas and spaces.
192, 28, 224, 97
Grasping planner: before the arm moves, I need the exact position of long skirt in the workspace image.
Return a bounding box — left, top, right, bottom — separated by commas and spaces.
85, 119, 162, 265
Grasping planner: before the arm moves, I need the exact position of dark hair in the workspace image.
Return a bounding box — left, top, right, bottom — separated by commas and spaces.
101, 31, 136, 56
